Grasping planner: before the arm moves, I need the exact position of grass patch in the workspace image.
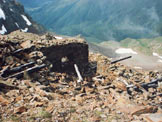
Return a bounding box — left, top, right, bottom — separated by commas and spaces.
10, 115, 21, 122
29, 108, 52, 120
105, 114, 121, 122
38, 110, 52, 118
94, 110, 103, 117
69, 106, 76, 113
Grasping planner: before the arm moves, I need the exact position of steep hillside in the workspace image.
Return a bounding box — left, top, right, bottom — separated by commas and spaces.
96, 36, 162, 71
18, 0, 162, 42
0, 31, 161, 121
0, 0, 45, 35
120, 37, 162, 55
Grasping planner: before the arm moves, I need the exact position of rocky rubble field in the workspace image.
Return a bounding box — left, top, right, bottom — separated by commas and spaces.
0, 31, 162, 122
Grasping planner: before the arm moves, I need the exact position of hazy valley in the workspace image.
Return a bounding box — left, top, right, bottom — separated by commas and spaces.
18, 0, 162, 42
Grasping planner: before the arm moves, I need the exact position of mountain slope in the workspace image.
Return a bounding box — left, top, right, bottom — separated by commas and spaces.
0, 0, 45, 35
18, 0, 162, 42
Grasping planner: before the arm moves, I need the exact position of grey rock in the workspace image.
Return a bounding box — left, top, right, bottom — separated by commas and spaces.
0, 0, 45, 35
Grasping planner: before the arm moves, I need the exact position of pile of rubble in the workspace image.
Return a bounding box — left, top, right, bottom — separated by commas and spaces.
0, 31, 161, 122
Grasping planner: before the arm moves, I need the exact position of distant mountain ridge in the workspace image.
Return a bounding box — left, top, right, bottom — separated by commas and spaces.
17, 0, 162, 42
0, 0, 45, 35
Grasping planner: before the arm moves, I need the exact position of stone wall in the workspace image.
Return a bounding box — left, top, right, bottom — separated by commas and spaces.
40, 38, 89, 72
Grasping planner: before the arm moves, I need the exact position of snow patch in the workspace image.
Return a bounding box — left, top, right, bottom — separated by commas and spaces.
115, 48, 138, 54
55, 36, 63, 40
157, 59, 162, 63
10, 8, 13, 12
0, 8, 6, 20
3, 0, 6, 3
15, 22, 19, 28
134, 66, 142, 70
153, 52, 162, 59
0, 25, 7, 34
21, 28, 28, 32
21, 15, 32, 26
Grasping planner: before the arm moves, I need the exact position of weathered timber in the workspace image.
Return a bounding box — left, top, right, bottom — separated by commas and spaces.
12, 47, 33, 55
12, 48, 24, 55
0, 66, 9, 78
127, 77, 162, 90
8, 64, 46, 79
149, 93, 162, 99
9, 62, 35, 73
111, 56, 132, 64
74, 64, 83, 83
1, 62, 35, 78
141, 77, 162, 88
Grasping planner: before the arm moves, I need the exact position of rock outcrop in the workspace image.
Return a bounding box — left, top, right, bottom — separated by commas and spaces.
0, 0, 45, 35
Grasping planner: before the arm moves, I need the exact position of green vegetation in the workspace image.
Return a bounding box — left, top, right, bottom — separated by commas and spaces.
120, 37, 162, 55
10, 115, 21, 122
36, 109, 52, 118
157, 22, 162, 36
18, 0, 162, 42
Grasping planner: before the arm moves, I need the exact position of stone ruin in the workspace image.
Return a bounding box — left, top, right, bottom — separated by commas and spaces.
4, 31, 89, 73
40, 39, 88, 72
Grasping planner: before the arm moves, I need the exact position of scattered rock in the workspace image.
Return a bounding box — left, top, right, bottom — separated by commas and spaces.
142, 113, 162, 122
131, 106, 157, 116
14, 106, 27, 114
0, 95, 9, 106
0, 32, 161, 122
34, 101, 44, 107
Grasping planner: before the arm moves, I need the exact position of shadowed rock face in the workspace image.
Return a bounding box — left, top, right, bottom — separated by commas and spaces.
0, 0, 45, 35
41, 41, 88, 72
37, 36, 89, 72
